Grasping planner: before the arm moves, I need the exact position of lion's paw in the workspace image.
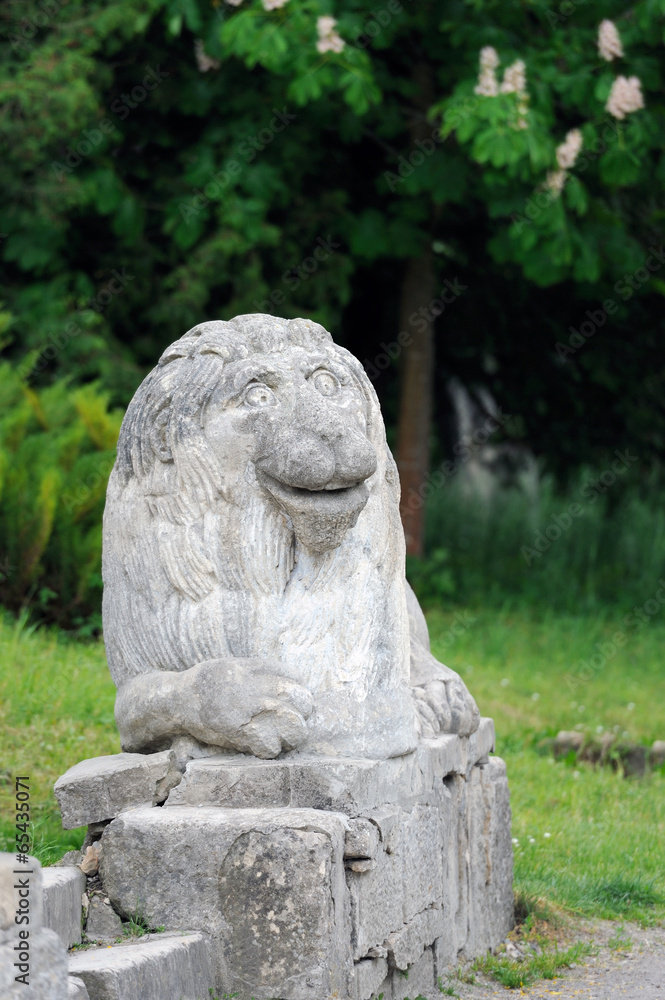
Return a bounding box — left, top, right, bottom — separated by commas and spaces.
413, 676, 480, 739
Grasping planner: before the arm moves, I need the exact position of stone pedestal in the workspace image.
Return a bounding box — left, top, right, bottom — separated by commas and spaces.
58, 719, 513, 1000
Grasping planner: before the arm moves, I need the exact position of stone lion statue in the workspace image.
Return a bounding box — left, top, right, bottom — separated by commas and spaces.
103, 315, 479, 761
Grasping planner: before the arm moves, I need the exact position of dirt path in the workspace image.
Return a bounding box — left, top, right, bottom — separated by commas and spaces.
431, 922, 665, 1000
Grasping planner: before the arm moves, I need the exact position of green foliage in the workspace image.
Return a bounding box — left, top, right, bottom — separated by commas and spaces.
418, 471, 665, 613
0, 360, 122, 628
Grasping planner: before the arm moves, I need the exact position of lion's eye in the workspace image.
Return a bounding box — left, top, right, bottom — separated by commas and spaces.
244, 384, 277, 408
311, 370, 339, 397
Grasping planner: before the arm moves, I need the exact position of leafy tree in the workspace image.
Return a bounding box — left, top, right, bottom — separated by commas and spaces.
2, 0, 665, 565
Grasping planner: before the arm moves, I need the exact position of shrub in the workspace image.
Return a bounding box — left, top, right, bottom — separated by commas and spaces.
0, 360, 122, 629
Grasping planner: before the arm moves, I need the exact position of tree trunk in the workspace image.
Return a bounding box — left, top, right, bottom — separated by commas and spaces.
396, 249, 436, 556
396, 60, 437, 557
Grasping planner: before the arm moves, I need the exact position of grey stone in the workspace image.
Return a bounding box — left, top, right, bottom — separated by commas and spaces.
0, 853, 69, 1000
101, 315, 478, 762
54, 751, 179, 829
99, 805, 352, 998
354, 955, 388, 1000
553, 730, 584, 757
345, 818, 380, 859
84, 895, 123, 942
165, 726, 494, 815
68, 976, 90, 1000
347, 822, 403, 961
394, 944, 435, 999
402, 804, 443, 922
651, 740, 665, 767
42, 867, 86, 948
67, 932, 213, 1000
386, 907, 443, 972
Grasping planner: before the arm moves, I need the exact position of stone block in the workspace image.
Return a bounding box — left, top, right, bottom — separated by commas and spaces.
402, 805, 443, 921
55, 751, 179, 829
68, 976, 90, 1000
392, 945, 435, 1000
67, 932, 213, 1000
347, 825, 403, 961
84, 895, 123, 942
99, 805, 352, 999
462, 759, 514, 959
386, 907, 443, 972
354, 956, 388, 1000
1, 853, 69, 1000
164, 727, 496, 816
42, 867, 86, 948
345, 818, 381, 859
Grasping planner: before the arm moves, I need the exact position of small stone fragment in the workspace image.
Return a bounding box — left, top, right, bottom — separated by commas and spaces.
80, 844, 100, 876
85, 894, 123, 942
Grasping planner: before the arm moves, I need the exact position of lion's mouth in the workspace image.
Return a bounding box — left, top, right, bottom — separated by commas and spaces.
256, 470, 370, 552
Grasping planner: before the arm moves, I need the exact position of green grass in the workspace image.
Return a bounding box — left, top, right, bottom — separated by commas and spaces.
472, 941, 593, 989
0, 602, 664, 932
0, 611, 119, 862
427, 605, 665, 923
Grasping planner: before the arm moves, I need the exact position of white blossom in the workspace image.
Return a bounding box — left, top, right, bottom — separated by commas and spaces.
606, 75, 644, 120
474, 46, 499, 96
224, 0, 244, 6
263, 0, 289, 7
500, 59, 527, 97
545, 169, 567, 197
598, 19, 623, 61
555, 128, 583, 170
194, 39, 220, 72
316, 15, 344, 54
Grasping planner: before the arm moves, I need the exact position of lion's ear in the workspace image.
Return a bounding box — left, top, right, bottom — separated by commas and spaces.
149, 406, 172, 462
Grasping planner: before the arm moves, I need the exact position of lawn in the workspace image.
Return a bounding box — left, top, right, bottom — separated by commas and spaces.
1, 604, 664, 926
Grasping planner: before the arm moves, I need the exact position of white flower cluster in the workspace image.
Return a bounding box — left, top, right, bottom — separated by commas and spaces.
606, 75, 644, 119
474, 48, 528, 129
224, 0, 244, 7
545, 129, 583, 198
317, 15, 344, 54
194, 39, 221, 72
263, 0, 289, 9
500, 59, 526, 97
474, 46, 499, 97
598, 19, 623, 61
555, 128, 583, 170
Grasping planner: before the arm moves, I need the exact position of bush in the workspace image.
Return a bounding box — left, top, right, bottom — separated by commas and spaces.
0, 360, 122, 629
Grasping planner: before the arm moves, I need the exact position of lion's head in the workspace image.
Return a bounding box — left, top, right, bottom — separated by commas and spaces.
104, 315, 418, 758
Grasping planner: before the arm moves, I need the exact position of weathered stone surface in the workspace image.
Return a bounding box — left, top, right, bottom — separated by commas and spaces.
165, 725, 494, 814
68, 932, 213, 1000
54, 751, 179, 829
101, 316, 479, 762
347, 814, 403, 962
99, 805, 352, 999
402, 804, 443, 921
0, 853, 69, 1000
68, 975, 90, 1000
386, 907, 443, 972
84, 895, 123, 942
42, 867, 85, 948
345, 818, 380, 859
462, 759, 514, 960
354, 955, 388, 1000
395, 944, 435, 999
